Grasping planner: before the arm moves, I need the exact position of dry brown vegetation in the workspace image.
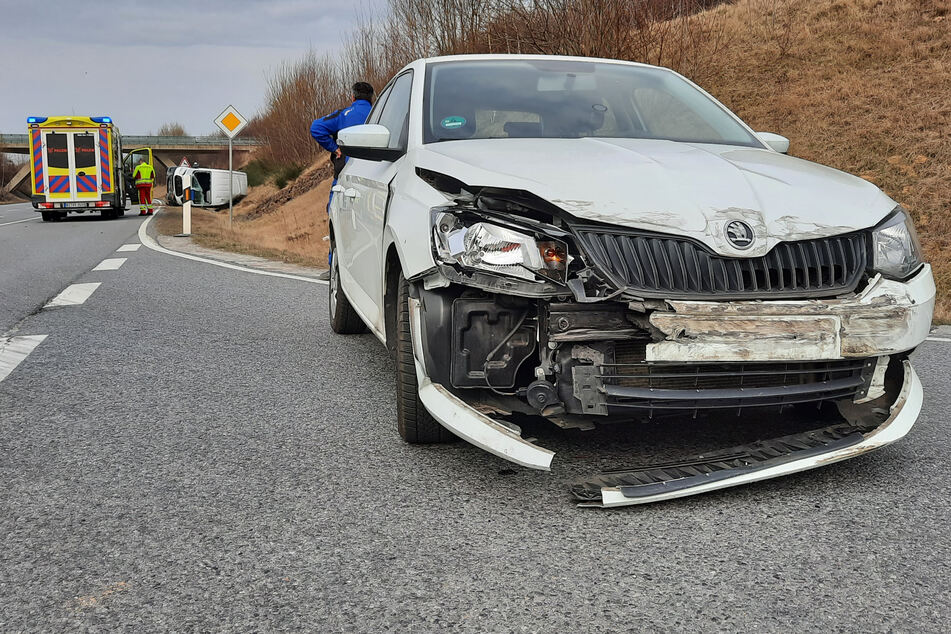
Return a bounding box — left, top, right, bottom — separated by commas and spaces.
226, 0, 951, 316
249, 0, 733, 164
701, 0, 951, 319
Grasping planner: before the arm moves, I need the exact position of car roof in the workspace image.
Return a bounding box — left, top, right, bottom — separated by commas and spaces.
408, 53, 667, 72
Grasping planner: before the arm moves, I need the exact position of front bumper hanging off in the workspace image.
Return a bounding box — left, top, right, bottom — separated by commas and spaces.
409, 297, 555, 470
408, 296, 924, 507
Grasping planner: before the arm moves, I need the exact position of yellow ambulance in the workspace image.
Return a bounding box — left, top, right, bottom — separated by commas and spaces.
27, 116, 150, 222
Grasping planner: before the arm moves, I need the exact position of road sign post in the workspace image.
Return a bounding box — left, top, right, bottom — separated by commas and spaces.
214, 105, 248, 229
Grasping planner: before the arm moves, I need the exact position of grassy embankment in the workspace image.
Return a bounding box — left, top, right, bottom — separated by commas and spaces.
703, 0, 950, 319
162, 0, 951, 317
156, 158, 333, 267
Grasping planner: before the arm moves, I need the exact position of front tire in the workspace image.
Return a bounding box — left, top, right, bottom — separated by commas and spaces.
328, 244, 367, 334
395, 273, 453, 444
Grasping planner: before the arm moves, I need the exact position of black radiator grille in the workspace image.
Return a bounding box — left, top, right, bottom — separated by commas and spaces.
575, 229, 868, 299
598, 341, 873, 414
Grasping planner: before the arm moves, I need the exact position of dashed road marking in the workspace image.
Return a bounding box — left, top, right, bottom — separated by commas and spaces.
0, 217, 39, 227
93, 258, 127, 271
925, 336, 951, 343
45, 283, 101, 308
0, 335, 47, 383
117, 244, 141, 252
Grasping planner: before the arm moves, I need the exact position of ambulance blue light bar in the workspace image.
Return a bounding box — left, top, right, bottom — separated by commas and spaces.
26, 116, 48, 124
91, 116, 112, 123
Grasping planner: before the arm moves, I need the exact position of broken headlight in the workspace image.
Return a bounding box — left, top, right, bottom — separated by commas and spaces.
432, 211, 568, 283
871, 207, 923, 280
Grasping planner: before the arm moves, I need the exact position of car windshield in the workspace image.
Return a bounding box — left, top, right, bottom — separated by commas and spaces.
423, 59, 763, 148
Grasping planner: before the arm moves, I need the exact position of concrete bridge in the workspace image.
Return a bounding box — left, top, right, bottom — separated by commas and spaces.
1, 134, 262, 197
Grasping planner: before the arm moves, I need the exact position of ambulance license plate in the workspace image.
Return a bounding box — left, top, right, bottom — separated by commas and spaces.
64, 203, 86, 208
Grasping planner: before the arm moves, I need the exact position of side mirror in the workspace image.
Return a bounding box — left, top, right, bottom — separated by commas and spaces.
757, 132, 790, 154
338, 124, 404, 162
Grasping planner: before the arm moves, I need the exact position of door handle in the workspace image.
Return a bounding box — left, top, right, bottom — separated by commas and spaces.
343, 188, 360, 199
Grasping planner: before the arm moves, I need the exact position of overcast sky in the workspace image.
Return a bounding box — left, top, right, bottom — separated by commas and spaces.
0, 0, 387, 135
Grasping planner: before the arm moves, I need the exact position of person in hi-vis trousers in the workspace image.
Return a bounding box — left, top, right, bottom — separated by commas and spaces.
132, 158, 155, 215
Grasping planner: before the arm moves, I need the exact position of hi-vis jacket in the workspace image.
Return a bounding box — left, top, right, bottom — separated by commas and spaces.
132, 162, 154, 186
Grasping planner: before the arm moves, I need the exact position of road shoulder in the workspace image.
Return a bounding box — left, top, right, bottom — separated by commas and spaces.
144, 210, 327, 283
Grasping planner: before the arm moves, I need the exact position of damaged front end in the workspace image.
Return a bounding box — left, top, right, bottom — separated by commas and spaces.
409, 172, 933, 505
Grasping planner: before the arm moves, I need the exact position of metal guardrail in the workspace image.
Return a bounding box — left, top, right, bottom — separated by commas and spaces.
0, 133, 261, 148
0, 134, 28, 147
122, 135, 263, 147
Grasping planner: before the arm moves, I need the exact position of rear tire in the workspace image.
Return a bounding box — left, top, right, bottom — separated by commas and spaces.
328, 243, 367, 335
395, 273, 453, 444
41, 211, 54, 222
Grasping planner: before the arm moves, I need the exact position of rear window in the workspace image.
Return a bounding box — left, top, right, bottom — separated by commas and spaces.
46, 133, 69, 169
74, 133, 96, 169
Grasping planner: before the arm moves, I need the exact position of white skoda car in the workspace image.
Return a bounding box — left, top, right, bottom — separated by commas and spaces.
328, 55, 933, 507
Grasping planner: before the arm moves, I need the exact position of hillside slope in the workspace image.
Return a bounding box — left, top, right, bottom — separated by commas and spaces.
193, 0, 950, 316
701, 0, 950, 317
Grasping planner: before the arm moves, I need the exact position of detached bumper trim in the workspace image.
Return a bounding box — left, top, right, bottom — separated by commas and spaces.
586, 360, 922, 507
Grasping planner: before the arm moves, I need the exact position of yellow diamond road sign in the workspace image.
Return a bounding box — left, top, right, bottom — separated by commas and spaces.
214, 105, 248, 139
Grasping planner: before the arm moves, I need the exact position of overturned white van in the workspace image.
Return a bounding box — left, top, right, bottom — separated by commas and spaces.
166, 166, 248, 207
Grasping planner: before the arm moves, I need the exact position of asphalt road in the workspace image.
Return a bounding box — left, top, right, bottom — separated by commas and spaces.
1, 202, 948, 631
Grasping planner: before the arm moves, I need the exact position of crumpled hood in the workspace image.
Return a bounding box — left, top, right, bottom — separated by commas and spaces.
416, 137, 896, 257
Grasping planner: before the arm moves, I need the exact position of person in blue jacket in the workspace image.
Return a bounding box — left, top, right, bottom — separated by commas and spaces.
310, 82, 374, 207
310, 81, 374, 273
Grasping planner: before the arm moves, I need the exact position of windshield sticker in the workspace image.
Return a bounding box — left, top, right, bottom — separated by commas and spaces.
441, 116, 467, 129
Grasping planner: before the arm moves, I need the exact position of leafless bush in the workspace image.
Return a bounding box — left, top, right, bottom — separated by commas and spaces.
157, 122, 188, 136
254, 0, 736, 165
254, 51, 347, 165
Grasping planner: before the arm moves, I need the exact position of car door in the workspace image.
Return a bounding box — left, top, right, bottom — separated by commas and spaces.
336, 71, 414, 333
122, 147, 153, 200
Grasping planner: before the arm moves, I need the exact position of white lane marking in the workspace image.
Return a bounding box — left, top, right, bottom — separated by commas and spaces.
45, 283, 101, 308
0, 335, 47, 383
117, 244, 141, 252
138, 214, 326, 285
92, 258, 126, 271
925, 336, 951, 343
0, 217, 39, 227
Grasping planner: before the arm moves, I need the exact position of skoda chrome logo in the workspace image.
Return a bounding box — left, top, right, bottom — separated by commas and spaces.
725, 220, 754, 250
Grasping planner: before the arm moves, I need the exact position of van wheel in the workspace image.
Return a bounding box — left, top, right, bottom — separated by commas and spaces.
395, 273, 453, 444
328, 243, 367, 334
41, 211, 54, 222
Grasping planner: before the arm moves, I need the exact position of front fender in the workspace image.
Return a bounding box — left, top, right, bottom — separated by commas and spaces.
382, 165, 446, 280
